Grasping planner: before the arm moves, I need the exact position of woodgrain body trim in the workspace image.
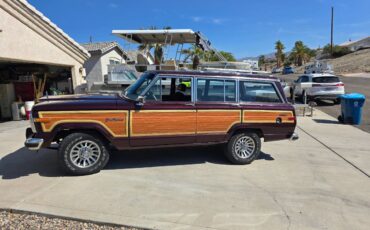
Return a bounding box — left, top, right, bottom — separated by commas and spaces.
130, 110, 196, 137
242, 110, 295, 123
196, 109, 242, 134
38, 110, 129, 137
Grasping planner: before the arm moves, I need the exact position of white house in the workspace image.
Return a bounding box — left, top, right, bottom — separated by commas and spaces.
81, 42, 128, 91
340, 36, 370, 51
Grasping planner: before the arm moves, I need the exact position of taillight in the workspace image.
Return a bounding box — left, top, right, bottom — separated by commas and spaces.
336, 83, 344, 87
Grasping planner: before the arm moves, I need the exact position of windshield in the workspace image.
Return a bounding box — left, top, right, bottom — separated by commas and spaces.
123, 72, 156, 100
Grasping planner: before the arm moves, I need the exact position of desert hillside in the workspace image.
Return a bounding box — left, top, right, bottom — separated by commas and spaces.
296, 49, 370, 74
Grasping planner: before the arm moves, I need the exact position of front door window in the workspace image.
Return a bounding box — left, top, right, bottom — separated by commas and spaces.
144, 76, 192, 102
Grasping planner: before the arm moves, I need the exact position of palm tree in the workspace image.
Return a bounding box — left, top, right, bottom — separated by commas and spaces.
181, 44, 205, 62
291, 41, 309, 66
275, 40, 285, 68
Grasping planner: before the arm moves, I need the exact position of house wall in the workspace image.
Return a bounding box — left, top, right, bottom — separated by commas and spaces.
84, 54, 103, 90
0, 0, 89, 93
84, 48, 126, 91
100, 48, 126, 76
349, 37, 370, 51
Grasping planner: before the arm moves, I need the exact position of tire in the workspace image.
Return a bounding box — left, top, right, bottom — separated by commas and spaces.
58, 133, 110, 175
334, 98, 341, 105
225, 132, 261, 165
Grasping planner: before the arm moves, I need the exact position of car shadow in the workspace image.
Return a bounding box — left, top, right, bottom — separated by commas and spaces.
313, 119, 340, 124
314, 100, 337, 107
0, 146, 274, 179
0, 148, 63, 179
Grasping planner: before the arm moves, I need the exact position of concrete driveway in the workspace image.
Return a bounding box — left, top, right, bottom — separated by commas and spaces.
0, 113, 369, 230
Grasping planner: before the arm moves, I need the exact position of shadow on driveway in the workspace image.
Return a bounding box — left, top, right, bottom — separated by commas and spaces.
0, 146, 274, 179
313, 119, 341, 124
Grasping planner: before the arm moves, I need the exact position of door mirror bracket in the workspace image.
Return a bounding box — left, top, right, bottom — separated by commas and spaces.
136, 96, 145, 106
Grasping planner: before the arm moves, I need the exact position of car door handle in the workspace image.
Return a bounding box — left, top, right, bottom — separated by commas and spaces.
185, 103, 194, 106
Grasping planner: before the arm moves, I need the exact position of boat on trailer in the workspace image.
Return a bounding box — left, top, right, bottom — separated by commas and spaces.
110, 29, 253, 74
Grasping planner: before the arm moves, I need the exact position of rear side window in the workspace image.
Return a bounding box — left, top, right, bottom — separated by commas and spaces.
240, 81, 282, 103
301, 76, 310, 82
197, 79, 236, 102
312, 76, 340, 83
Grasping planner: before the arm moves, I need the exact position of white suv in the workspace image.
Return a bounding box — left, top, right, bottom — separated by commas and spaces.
293, 73, 345, 104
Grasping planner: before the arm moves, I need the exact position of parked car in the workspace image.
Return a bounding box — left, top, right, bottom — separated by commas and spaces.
282, 66, 295, 74
271, 67, 282, 74
25, 70, 298, 175
292, 73, 345, 104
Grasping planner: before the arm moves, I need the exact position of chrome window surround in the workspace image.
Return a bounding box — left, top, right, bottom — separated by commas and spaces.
140, 73, 284, 104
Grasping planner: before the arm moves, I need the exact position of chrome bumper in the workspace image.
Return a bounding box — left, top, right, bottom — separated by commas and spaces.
290, 132, 299, 141
25, 138, 44, 151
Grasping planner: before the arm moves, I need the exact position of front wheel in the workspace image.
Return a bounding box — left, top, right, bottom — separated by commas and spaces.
225, 132, 261, 164
58, 133, 110, 175
333, 98, 341, 105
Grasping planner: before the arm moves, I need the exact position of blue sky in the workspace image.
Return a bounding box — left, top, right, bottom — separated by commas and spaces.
28, 0, 370, 58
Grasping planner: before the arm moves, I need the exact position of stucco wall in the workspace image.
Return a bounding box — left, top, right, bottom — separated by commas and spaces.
84, 54, 103, 90
100, 48, 126, 76
84, 48, 126, 91
0, 0, 88, 93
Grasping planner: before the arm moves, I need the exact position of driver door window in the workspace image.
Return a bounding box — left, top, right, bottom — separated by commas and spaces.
144, 76, 192, 102
144, 78, 162, 101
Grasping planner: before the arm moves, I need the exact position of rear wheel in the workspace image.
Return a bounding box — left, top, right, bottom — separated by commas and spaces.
225, 132, 261, 164
58, 133, 110, 175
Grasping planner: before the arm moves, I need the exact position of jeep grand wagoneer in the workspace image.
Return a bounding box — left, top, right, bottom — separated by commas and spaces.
25, 70, 298, 175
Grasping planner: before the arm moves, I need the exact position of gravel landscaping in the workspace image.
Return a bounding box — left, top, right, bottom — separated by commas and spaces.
0, 210, 141, 230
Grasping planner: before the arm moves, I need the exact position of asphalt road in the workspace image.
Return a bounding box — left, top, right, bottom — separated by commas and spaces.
278, 73, 370, 133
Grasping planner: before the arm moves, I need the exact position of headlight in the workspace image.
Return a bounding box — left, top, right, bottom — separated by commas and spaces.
29, 113, 36, 133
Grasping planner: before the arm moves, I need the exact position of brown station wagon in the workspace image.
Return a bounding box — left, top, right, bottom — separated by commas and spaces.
25, 70, 298, 175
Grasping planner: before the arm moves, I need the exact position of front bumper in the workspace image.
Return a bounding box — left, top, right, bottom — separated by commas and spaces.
25, 127, 43, 151
25, 138, 44, 150
289, 132, 299, 141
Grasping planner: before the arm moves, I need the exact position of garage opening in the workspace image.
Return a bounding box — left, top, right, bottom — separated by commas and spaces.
0, 61, 73, 121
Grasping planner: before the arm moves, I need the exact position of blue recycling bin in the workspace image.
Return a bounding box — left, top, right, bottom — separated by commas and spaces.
339, 93, 366, 125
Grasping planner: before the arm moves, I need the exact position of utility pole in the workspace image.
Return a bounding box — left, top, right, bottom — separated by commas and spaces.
330, 6, 334, 56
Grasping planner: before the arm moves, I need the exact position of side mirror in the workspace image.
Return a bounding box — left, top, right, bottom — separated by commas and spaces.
136, 96, 145, 106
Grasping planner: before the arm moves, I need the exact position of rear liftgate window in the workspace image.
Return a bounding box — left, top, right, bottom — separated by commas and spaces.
312, 76, 340, 83
240, 81, 282, 103
196, 79, 236, 102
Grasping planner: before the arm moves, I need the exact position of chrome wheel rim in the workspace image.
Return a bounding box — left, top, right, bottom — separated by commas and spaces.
234, 136, 256, 159
70, 140, 101, 168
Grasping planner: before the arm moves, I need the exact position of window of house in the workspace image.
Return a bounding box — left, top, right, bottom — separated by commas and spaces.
109, 59, 120, 65
144, 76, 192, 102
196, 78, 236, 102
240, 81, 282, 103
